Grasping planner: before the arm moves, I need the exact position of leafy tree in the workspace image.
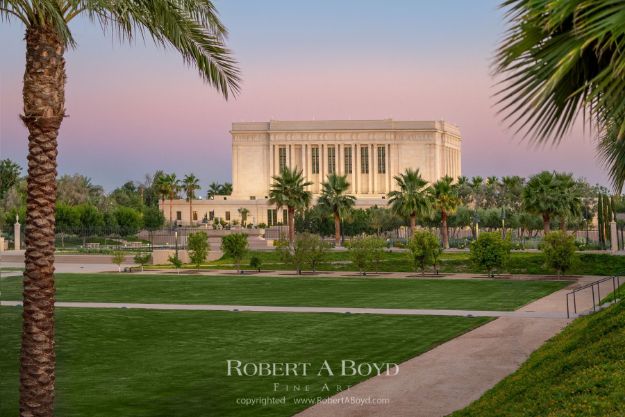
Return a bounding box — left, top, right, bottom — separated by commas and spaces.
0, 159, 22, 199
57, 174, 106, 208
0, 1, 239, 410
431, 176, 460, 249
368, 236, 387, 273
56, 203, 80, 248
318, 174, 356, 246
221, 233, 249, 273
249, 256, 262, 272
304, 233, 330, 272
76, 204, 104, 234
269, 167, 312, 244
142, 206, 165, 232
110, 181, 143, 210
388, 168, 432, 233
348, 236, 382, 276
188, 231, 209, 270
495, 0, 625, 189
133, 253, 151, 272
113, 206, 143, 236
470, 232, 511, 277
111, 251, 126, 273
182, 173, 200, 225
407, 231, 442, 276
542, 231, 578, 278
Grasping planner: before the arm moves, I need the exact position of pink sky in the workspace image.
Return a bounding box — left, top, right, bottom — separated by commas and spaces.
0, 0, 609, 191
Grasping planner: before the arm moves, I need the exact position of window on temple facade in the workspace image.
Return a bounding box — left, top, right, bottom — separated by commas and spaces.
279, 147, 287, 171
176, 211, 182, 221
360, 146, 369, 174
377, 146, 386, 174
192, 211, 198, 221
327, 146, 336, 174
267, 209, 278, 226
344, 146, 352, 174
311, 147, 320, 174
225, 211, 231, 221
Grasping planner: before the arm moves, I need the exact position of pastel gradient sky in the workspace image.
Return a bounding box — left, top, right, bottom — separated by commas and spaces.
0, 0, 608, 191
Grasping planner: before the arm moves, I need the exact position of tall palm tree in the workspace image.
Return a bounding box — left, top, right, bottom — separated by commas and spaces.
1, 2, 239, 415
155, 173, 170, 213
496, 0, 625, 189
522, 171, 567, 234
269, 167, 312, 244
470, 176, 485, 209
182, 174, 200, 226
318, 174, 356, 246
387, 169, 432, 233
164, 174, 180, 225
221, 182, 233, 195
430, 176, 460, 249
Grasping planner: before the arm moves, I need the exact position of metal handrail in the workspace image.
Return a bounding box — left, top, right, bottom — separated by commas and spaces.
566, 276, 622, 318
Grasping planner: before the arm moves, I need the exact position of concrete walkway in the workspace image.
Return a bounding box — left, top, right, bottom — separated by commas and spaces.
0, 300, 571, 319
295, 279, 618, 417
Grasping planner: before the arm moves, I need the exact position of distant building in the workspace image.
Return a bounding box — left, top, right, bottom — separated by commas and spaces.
160, 119, 461, 226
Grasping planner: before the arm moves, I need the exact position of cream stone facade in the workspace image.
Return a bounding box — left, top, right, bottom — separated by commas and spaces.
160, 119, 461, 226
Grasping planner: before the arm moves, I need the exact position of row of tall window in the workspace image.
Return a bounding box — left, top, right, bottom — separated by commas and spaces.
278, 145, 387, 175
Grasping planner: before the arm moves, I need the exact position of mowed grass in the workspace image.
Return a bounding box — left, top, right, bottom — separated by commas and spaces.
197, 250, 625, 276
0, 273, 569, 311
0, 307, 490, 417
451, 300, 625, 417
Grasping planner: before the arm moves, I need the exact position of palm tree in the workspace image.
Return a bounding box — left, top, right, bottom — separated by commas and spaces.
182, 174, 200, 226
269, 167, 312, 244
387, 169, 432, 233
163, 174, 180, 225
430, 176, 460, 249
522, 171, 566, 234
495, 0, 625, 189
207, 182, 222, 199
221, 182, 233, 195
238, 207, 250, 227
1, 2, 239, 415
318, 174, 356, 246
470, 176, 485, 209
155, 173, 170, 213
554, 173, 582, 232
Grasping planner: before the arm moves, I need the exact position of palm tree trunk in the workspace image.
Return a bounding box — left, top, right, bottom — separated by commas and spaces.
559, 216, 566, 232
441, 210, 449, 249
189, 199, 193, 227
20, 26, 66, 417
543, 214, 551, 235
288, 206, 295, 244
410, 213, 416, 234
334, 211, 341, 247
169, 195, 173, 225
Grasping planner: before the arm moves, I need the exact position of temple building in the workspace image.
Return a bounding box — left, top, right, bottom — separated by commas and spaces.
160, 119, 461, 226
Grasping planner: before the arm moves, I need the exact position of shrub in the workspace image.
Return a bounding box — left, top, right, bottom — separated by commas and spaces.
249, 256, 262, 272
542, 231, 578, 278
133, 252, 151, 272
168, 253, 183, 273
221, 233, 249, 273
276, 233, 327, 274
257, 223, 267, 229
188, 231, 210, 270
469, 232, 511, 277
111, 250, 126, 272
407, 231, 442, 275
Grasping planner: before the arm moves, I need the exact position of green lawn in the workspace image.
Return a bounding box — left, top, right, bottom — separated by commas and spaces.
0, 273, 569, 311
191, 251, 625, 276
0, 307, 489, 417
451, 300, 625, 417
